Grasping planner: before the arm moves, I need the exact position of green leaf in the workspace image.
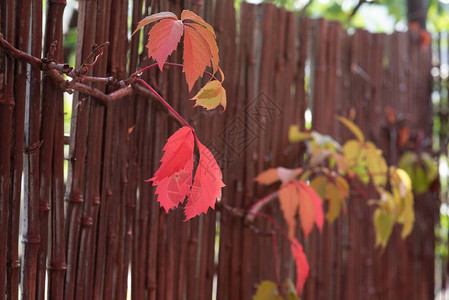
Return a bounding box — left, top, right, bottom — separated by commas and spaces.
337, 116, 364, 142
253, 281, 283, 300
422, 152, 438, 183
374, 208, 393, 248
413, 166, 428, 195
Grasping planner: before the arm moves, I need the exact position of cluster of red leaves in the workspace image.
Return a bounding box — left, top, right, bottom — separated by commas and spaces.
255, 167, 324, 294
147, 127, 225, 220
133, 10, 219, 92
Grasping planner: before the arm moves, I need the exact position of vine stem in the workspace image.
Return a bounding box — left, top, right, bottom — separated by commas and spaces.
135, 79, 193, 129
272, 231, 281, 287
132, 62, 220, 82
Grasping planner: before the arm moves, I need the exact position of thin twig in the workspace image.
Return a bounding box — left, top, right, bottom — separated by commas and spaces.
245, 190, 280, 223
135, 79, 192, 128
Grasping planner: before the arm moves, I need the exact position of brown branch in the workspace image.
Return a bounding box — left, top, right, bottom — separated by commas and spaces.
0, 31, 191, 120
0, 33, 136, 105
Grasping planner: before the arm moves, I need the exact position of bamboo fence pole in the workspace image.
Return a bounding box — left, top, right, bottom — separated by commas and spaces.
45, 1, 67, 299
64, 0, 95, 298
14, 1, 35, 299
29, 0, 43, 299
1, 1, 15, 299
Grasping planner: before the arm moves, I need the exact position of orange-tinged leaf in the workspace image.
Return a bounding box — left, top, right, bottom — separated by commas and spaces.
153, 159, 193, 212
296, 183, 315, 238
298, 181, 324, 233
184, 138, 225, 220
149, 126, 194, 182
146, 19, 184, 71
290, 238, 309, 295
183, 25, 213, 91
255, 167, 302, 185
191, 80, 226, 110
132, 11, 178, 36
255, 168, 279, 185
186, 22, 219, 73
279, 183, 299, 239
181, 10, 216, 37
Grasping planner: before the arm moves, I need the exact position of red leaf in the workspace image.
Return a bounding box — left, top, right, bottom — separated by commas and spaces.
150, 126, 195, 183
132, 11, 178, 36
183, 24, 213, 91
153, 159, 193, 212
184, 138, 225, 220
290, 238, 309, 295
146, 18, 184, 71
298, 181, 324, 233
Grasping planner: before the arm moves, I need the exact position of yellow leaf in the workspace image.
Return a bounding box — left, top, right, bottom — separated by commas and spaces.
365, 142, 388, 188
373, 208, 393, 248
191, 80, 226, 110
391, 168, 414, 238
253, 281, 283, 300
289, 125, 311, 143
337, 116, 364, 142
279, 184, 299, 239
254, 168, 279, 185
335, 176, 349, 198
325, 183, 342, 223
310, 176, 327, 199
399, 192, 414, 238
343, 139, 365, 168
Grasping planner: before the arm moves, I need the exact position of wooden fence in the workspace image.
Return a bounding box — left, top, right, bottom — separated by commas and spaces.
0, 0, 438, 299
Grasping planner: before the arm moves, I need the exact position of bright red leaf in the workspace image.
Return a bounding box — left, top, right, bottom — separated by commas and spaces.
184, 138, 225, 220
153, 159, 193, 212
149, 126, 195, 182
148, 127, 224, 219
290, 238, 309, 295
146, 18, 184, 71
